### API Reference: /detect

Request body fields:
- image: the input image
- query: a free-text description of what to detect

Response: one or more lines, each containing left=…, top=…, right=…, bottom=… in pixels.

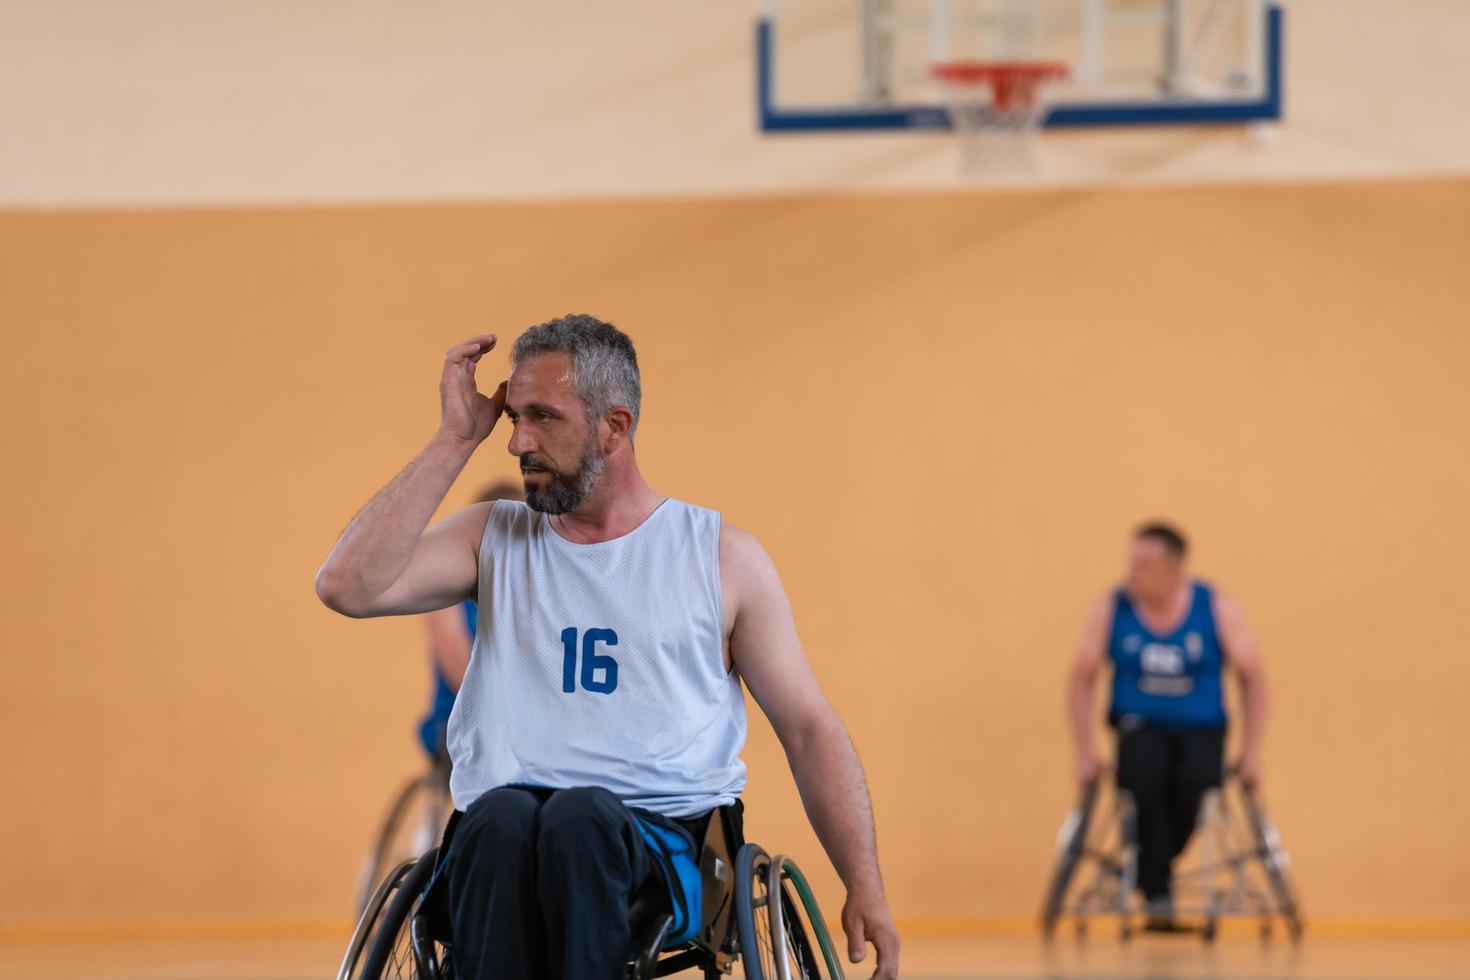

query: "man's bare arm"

left=1215, top=591, right=1268, bottom=788
left=723, top=525, right=899, bottom=980
left=315, top=335, right=506, bottom=619
left=1066, top=595, right=1110, bottom=785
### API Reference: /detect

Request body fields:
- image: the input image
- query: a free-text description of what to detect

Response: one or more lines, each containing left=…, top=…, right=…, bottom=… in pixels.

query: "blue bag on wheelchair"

left=632, top=812, right=703, bottom=948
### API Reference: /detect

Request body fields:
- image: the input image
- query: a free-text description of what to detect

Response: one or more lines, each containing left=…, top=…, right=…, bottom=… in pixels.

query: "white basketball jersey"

left=446, top=497, right=747, bottom=818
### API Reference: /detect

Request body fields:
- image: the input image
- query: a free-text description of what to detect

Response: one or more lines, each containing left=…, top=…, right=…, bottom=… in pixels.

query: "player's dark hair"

left=1134, top=521, right=1188, bottom=560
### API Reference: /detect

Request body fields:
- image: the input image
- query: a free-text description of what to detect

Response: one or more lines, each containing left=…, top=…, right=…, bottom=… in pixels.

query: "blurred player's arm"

left=1066, top=595, right=1111, bottom=785
left=315, top=335, right=506, bottom=618
left=425, top=604, right=473, bottom=691
left=722, top=524, right=899, bottom=980
left=1215, top=591, right=1268, bottom=788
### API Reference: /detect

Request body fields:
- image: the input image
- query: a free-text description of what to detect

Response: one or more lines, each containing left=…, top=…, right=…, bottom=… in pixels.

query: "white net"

left=931, top=60, right=1068, bottom=171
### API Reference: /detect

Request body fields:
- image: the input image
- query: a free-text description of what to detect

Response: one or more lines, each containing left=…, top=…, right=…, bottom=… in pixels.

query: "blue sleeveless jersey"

left=1108, top=580, right=1227, bottom=728
left=418, top=600, right=476, bottom=757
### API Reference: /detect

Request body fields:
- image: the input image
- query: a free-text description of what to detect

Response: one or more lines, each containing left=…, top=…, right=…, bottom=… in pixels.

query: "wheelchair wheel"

left=342, top=850, right=452, bottom=980
left=771, top=855, right=845, bottom=979
left=1242, top=790, right=1304, bottom=942
left=1116, top=792, right=1139, bottom=940
left=735, top=844, right=844, bottom=980
left=339, top=856, right=420, bottom=980
left=355, top=770, right=452, bottom=916
left=1040, top=778, right=1099, bottom=940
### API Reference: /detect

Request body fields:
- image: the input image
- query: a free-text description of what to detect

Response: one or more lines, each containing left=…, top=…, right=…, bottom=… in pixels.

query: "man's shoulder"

left=1085, top=589, right=1122, bottom=631
left=654, top=497, right=728, bottom=542
left=1203, top=581, right=1245, bottom=621
left=715, top=520, right=777, bottom=595
left=712, top=514, right=759, bottom=552
left=480, top=497, right=536, bottom=543
left=1191, top=577, right=1231, bottom=608
left=663, top=496, right=719, bottom=520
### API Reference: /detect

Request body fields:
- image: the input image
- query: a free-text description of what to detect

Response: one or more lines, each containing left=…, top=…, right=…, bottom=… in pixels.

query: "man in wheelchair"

left=317, top=316, right=900, bottom=979
left=1065, top=522, right=1269, bottom=931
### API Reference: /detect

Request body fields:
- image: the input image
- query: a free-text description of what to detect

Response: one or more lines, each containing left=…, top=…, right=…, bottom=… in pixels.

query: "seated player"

left=416, top=480, right=521, bottom=770
left=316, top=315, right=900, bottom=980
left=1065, top=522, right=1268, bottom=930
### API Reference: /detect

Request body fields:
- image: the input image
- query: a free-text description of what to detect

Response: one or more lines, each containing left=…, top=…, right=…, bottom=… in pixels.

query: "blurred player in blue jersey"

left=1066, top=522, right=1270, bottom=930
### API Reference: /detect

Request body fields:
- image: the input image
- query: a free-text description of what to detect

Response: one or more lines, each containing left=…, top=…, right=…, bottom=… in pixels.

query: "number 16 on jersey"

left=561, top=627, right=619, bottom=695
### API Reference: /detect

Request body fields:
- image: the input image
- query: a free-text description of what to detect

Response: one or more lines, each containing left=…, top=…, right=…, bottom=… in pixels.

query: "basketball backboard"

left=757, top=0, right=1282, bottom=131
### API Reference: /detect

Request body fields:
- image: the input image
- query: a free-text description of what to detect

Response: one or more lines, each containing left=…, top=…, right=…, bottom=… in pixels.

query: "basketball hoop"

left=930, top=60, right=1069, bottom=172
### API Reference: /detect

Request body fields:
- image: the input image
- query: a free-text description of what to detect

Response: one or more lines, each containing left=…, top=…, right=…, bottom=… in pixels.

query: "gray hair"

left=511, top=314, right=642, bottom=438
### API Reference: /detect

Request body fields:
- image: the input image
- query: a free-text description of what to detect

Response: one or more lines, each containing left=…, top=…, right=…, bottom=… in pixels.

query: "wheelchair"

left=1039, top=765, right=1303, bottom=943
left=352, top=753, right=454, bottom=916
left=337, top=802, right=847, bottom=980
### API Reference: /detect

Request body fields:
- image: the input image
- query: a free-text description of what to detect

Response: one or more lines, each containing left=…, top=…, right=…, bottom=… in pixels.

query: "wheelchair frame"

left=1040, top=767, right=1304, bottom=943
left=338, top=802, right=847, bottom=980
left=353, top=756, right=453, bottom=917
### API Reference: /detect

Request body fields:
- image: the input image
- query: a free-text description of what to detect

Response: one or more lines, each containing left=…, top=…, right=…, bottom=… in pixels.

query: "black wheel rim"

left=1041, top=779, right=1105, bottom=935
left=358, top=852, right=437, bottom=980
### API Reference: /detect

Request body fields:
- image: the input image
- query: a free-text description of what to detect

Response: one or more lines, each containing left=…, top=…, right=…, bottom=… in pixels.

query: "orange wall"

left=2, top=179, right=1468, bottom=930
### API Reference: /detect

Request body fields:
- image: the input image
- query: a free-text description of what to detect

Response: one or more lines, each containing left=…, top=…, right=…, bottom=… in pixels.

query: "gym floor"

left=5, top=931, right=1469, bottom=980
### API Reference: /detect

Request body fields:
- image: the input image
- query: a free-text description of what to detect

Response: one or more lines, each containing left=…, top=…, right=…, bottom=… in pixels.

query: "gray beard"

left=523, top=442, right=605, bottom=515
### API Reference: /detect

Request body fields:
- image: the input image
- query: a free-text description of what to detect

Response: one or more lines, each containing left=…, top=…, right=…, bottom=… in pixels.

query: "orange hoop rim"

left=929, top=59, right=1071, bottom=86
left=930, top=59, right=1070, bottom=112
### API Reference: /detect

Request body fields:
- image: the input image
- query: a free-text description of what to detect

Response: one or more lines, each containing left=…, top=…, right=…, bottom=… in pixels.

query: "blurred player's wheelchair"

left=1039, top=766, right=1303, bottom=943
left=338, top=802, right=847, bottom=980
left=353, top=753, right=454, bottom=917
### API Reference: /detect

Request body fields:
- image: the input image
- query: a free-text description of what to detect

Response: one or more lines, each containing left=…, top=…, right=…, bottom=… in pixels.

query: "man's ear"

left=603, top=405, right=635, bottom=452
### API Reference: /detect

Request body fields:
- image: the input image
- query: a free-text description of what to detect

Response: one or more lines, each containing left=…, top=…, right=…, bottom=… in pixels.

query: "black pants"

left=430, top=785, right=701, bottom=980
left=1113, top=720, right=1225, bottom=902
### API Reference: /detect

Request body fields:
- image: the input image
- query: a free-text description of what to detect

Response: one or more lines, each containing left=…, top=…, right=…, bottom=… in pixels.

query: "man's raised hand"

left=439, top=334, right=507, bottom=447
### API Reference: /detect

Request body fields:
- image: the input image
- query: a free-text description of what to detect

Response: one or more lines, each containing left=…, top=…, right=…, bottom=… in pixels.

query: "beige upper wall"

left=2, top=0, right=1469, bottom=206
